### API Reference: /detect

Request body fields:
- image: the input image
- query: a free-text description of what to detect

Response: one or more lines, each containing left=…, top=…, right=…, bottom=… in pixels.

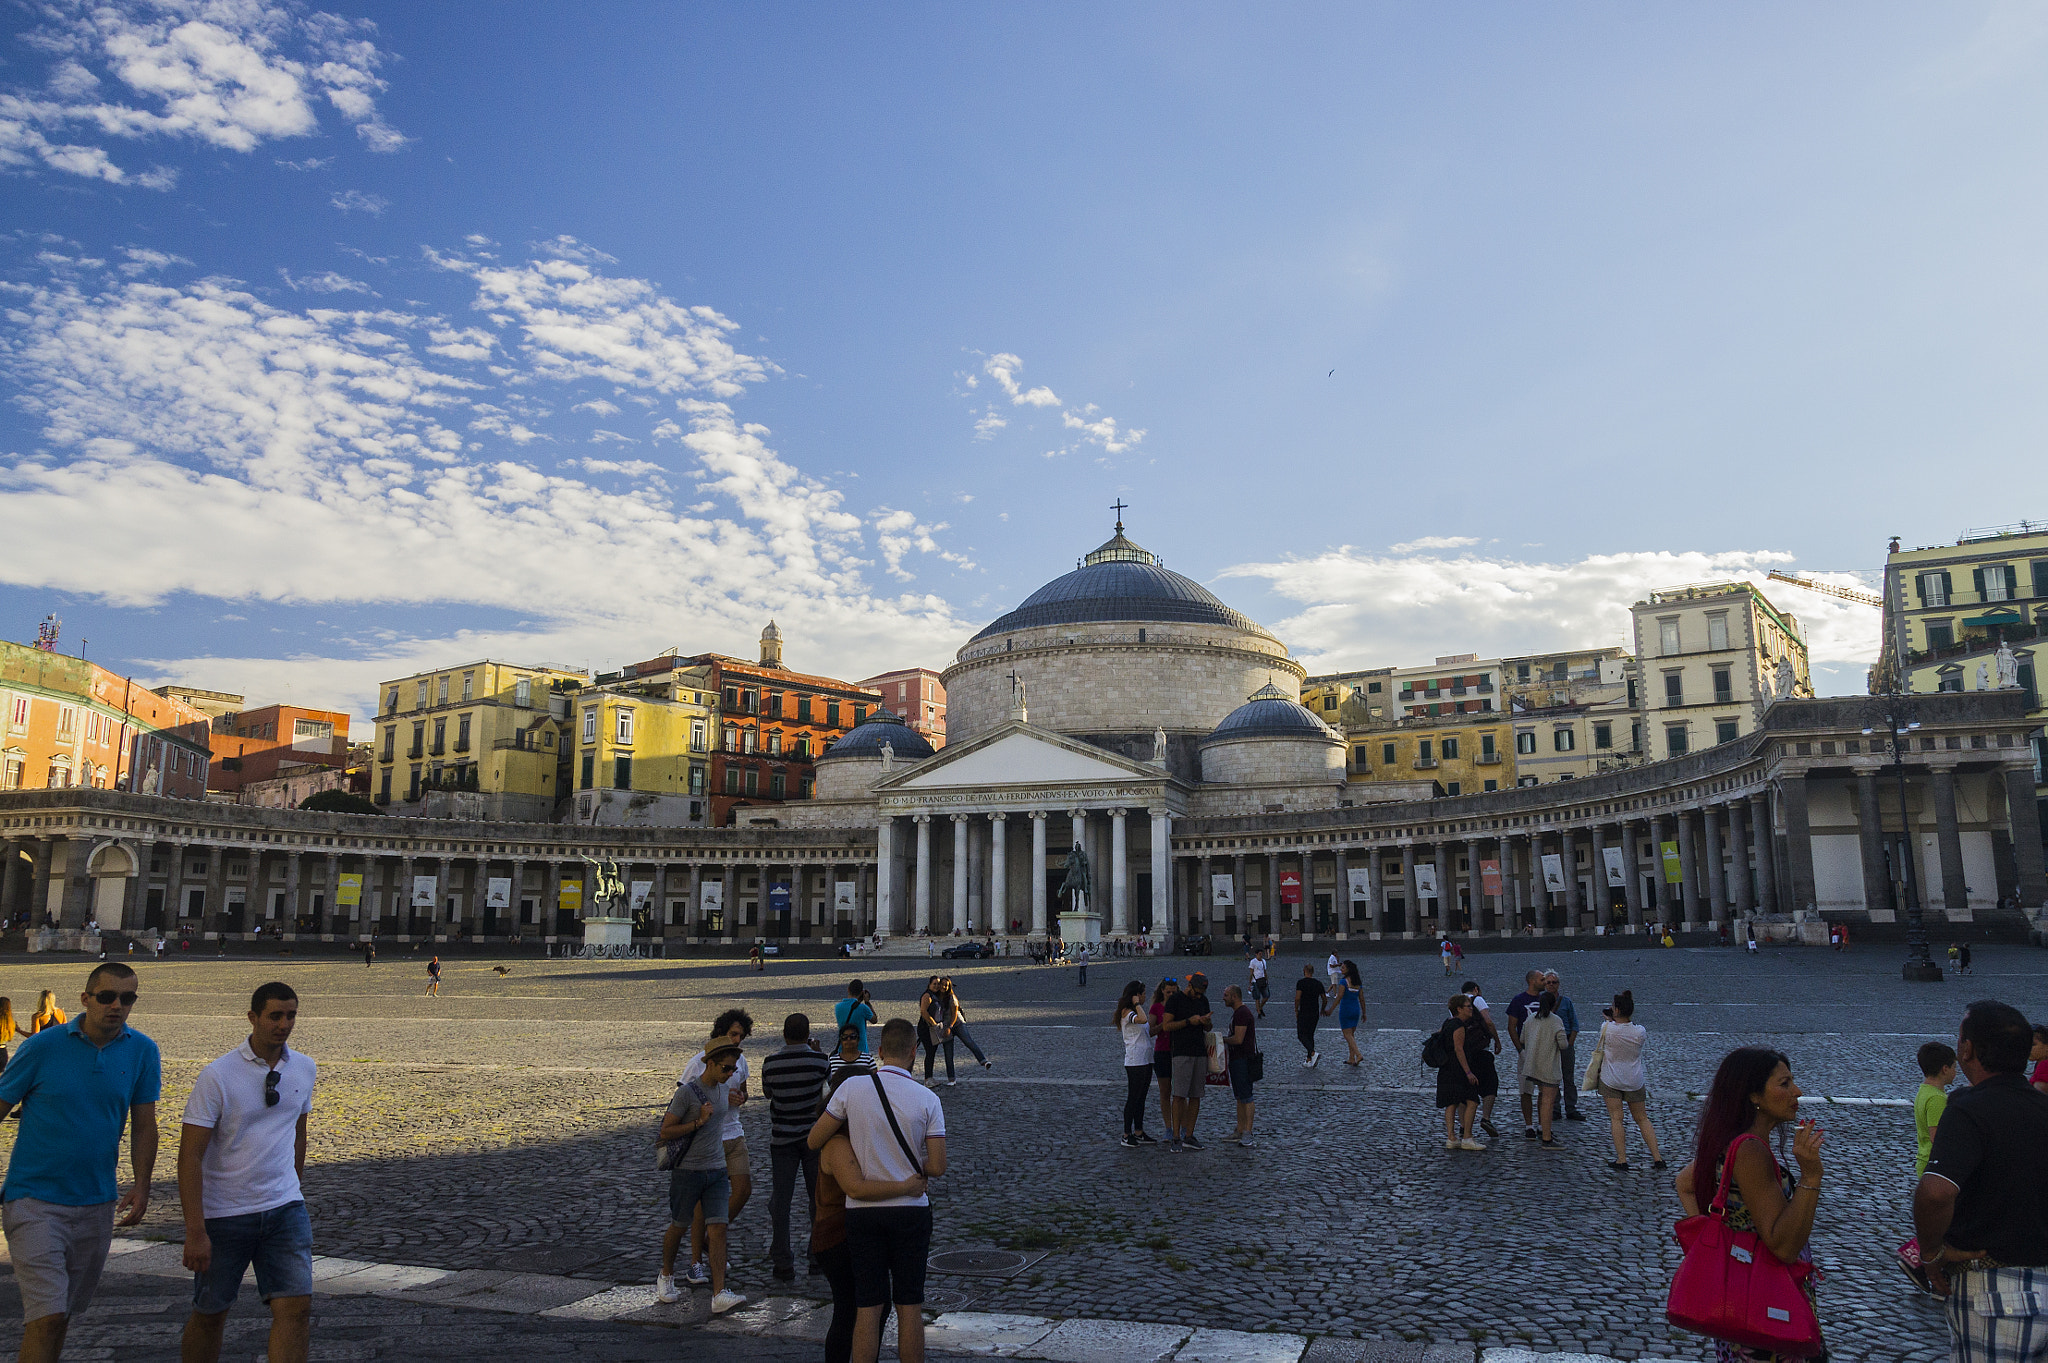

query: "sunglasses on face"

left=92, top=990, right=138, bottom=1006
left=264, top=1069, right=281, bottom=1108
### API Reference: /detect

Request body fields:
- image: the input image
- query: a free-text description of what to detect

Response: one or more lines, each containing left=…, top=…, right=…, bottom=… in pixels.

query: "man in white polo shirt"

left=807, top=1017, right=945, bottom=1363
left=178, top=982, right=317, bottom=1363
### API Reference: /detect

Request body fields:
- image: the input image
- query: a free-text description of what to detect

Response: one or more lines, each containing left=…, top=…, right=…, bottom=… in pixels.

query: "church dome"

left=1202, top=682, right=1335, bottom=744
left=821, top=709, right=935, bottom=762
left=970, top=525, right=1276, bottom=643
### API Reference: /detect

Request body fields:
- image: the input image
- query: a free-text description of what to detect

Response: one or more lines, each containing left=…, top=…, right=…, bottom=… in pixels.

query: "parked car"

left=941, top=941, right=991, bottom=959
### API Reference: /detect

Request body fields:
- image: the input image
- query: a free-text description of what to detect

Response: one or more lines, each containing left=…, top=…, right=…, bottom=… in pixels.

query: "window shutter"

left=2005, top=565, right=2019, bottom=596
left=2034, top=562, right=2048, bottom=597
left=1941, top=571, right=1953, bottom=598
left=1973, top=568, right=1986, bottom=597
left=1915, top=574, right=1928, bottom=604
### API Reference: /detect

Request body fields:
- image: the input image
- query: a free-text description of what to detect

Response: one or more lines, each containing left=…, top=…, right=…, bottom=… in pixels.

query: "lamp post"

left=1864, top=698, right=1943, bottom=982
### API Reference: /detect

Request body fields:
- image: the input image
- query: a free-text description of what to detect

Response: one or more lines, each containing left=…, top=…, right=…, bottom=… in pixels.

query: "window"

left=1666, top=725, right=1689, bottom=757
left=1712, top=668, right=1732, bottom=704
left=1517, top=776, right=1540, bottom=787
left=743, top=729, right=757, bottom=754
left=416, top=681, right=429, bottom=709
left=615, top=709, right=634, bottom=744
left=378, top=770, right=390, bottom=801
left=1658, top=619, right=1681, bottom=656
left=431, top=717, right=446, bottom=754
left=382, top=726, right=396, bottom=761
left=1631, top=721, right=1640, bottom=751
left=1441, top=737, right=1460, bottom=759
left=723, top=728, right=738, bottom=752
left=744, top=768, right=759, bottom=795
left=437, top=676, right=449, bottom=705
left=724, top=686, right=739, bottom=708
left=1445, top=781, right=1461, bottom=796
left=1515, top=731, right=1536, bottom=754
left=1418, top=740, right=1433, bottom=761
left=768, top=732, right=783, bottom=756
left=691, top=720, right=706, bottom=752
left=1322, top=696, right=1337, bottom=711
left=410, top=722, right=424, bottom=757
left=582, top=707, right=598, bottom=743
left=689, top=763, right=706, bottom=795
left=897, top=682, right=908, bottom=700
left=1593, top=722, right=1612, bottom=750
left=1480, top=733, right=1496, bottom=758
left=1354, top=746, right=1371, bottom=770
left=543, top=730, right=555, bottom=749
left=408, top=766, right=422, bottom=799
left=1925, top=622, right=1954, bottom=650
left=614, top=756, right=632, bottom=789
left=1483, top=779, right=1498, bottom=792
left=1707, top=613, right=1729, bottom=651
left=1664, top=673, right=1684, bottom=707
left=853, top=706, right=867, bottom=724
left=827, top=701, right=841, bottom=727
left=725, top=767, right=740, bottom=794
left=1381, top=743, right=1396, bottom=766
left=1976, top=565, right=2017, bottom=602
left=455, top=715, right=471, bottom=752
left=1917, top=571, right=1952, bottom=607
left=515, top=677, right=532, bottom=708
left=800, top=776, right=815, bottom=799
left=580, top=754, right=595, bottom=790
left=770, top=771, right=786, bottom=797
left=461, top=671, right=474, bottom=701
left=386, top=689, right=400, bottom=715
left=1367, top=681, right=1382, bottom=694
left=1553, top=727, right=1575, bottom=752
left=55, top=706, right=75, bottom=738
left=2034, top=561, right=2048, bottom=598
left=1716, top=719, right=1740, bottom=744
left=1516, top=662, right=1531, bottom=683
left=1551, top=661, right=1568, bottom=681
left=798, top=696, right=813, bottom=722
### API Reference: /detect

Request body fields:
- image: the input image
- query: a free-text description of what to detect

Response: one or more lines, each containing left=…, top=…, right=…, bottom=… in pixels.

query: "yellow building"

left=1881, top=522, right=2048, bottom=795
left=373, top=660, right=586, bottom=821
left=570, top=668, right=720, bottom=828
left=1502, top=647, right=1641, bottom=784
left=1631, top=581, right=1810, bottom=762
left=1350, top=714, right=1514, bottom=797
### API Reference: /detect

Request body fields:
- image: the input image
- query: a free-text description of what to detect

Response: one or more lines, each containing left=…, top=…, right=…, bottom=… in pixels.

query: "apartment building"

left=1, top=641, right=213, bottom=797
left=1503, top=647, right=1640, bottom=784
left=858, top=666, right=947, bottom=746
left=1304, top=663, right=1513, bottom=796
left=1631, top=581, right=1810, bottom=761
left=204, top=704, right=351, bottom=795
left=372, top=660, right=586, bottom=820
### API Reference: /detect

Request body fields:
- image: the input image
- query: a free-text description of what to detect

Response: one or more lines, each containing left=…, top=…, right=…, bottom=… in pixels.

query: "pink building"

left=857, top=667, right=947, bottom=747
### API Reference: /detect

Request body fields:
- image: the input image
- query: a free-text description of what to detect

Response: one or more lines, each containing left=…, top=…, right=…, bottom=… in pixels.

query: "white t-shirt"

left=680, top=1049, right=749, bottom=1141
left=1597, top=1021, right=1649, bottom=1091
left=1467, top=993, right=1490, bottom=1013
left=1248, top=957, right=1267, bottom=982
left=825, top=1064, right=945, bottom=1208
left=181, top=1040, right=316, bottom=1219
left=1119, top=1009, right=1153, bottom=1066
left=1325, top=954, right=1340, bottom=978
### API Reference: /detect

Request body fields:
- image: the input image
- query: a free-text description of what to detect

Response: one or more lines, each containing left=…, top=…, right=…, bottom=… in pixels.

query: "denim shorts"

left=191, top=1201, right=313, bottom=1314
left=668, top=1167, right=731, bottom=1228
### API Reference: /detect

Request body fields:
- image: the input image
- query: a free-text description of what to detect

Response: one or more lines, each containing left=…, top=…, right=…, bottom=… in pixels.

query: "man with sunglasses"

left=177, top=982, right=316, bottom=1363
left=0, top=962, right=160, bottom=1363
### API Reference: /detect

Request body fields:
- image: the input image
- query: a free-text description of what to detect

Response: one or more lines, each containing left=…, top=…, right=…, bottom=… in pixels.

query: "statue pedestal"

left=1057, top=911, right=1101, bottom=948
left=582, top=917, right=634, bottom=948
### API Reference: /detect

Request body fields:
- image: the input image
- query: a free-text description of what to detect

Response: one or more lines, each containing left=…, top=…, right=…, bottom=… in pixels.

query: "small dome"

left=821, top=708, right=935, bottom=761
left=761, top=620, right=782, bottom=640
left=1202, top=683, right=1335, bottom=744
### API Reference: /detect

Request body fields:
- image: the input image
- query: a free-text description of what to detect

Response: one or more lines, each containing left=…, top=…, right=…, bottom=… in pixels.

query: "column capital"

left=949, top=812, right=969, bottom=823
left=1069, top=806, right=1087, bottom=820
left=1029, top=809, right=1047, bottom=821
left=912, top=813, right=931, bottom=824
left=988, top=812, right=1007, bottom=823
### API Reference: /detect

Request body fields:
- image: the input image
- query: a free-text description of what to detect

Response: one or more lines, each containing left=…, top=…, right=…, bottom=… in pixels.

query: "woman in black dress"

left=1436, top=995, right=1485, bottom=1151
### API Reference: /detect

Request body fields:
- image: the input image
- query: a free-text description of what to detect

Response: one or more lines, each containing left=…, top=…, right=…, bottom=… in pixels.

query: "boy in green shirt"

left=1912, top=1040, right=1956, bottom=1176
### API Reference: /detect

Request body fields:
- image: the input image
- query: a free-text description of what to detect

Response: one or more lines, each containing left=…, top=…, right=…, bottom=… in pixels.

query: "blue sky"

left=4, top=2, right=2047, bottom=728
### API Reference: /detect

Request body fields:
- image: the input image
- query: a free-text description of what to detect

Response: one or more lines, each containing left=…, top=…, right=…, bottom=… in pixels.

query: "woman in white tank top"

left=1594, top=990, right=1664, bottom=1170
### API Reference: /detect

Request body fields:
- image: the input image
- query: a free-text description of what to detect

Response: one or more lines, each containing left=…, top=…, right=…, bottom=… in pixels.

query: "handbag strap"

left=868, top=1071, right=925, bottom=1177
left=1708, top=1132, right=1769, bottom=1219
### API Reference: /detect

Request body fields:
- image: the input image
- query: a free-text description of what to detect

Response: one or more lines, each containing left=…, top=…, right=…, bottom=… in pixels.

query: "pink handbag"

left=1666, top=1134, right=1824, bottom=1358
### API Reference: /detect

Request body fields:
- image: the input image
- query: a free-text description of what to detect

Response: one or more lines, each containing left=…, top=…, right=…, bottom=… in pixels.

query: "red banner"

left=1279, top=870, right=1303, bottom=904
left=1479, top=859, right=1502, bottom=897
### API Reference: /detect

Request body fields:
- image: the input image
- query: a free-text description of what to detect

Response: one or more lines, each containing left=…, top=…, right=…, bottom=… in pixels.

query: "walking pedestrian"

left=361, top=943, right=373, bottom=968
left=1435, top=994, right=1484, bottom=1151
left=1912, top=1042, right=1956, bottom=1178
left=1440, top=938, right=1455, bottom=975
left=1293, top=964, right=1328, bottom=1068
left=750, top=945, right=764, bottom=972
left=1077, top=943, right=1089, bottom=988
left=1592, top=991, right=1664, bottom=1170
left=425, top=955, right=441, bottom=998
left=655, top=1043, right=747, bottom=1315
left=1162, top=971, right=1214, bottom=1151
left=1958, top=942, right=1973, bottom=975
left=680, top=1009, right=754, bottom=1287
left=1506, top=969, right=1544, bottom=1136
left=834, top=980, right=876, bottom=1057
left=916, top=977, right=945, bottom=1084
left=1222, top=984, right=1259, bottom=1148
left=0, top=964, right=159, bottom=1363
left=1676, top=1047, right=1827, bottom=1363
left=1116, top=981, right=1157, bottom=1147
left=1913, top=999, right=2048, bottom=1355
left=761, top=1013, right=831, bottom=1282
left=1542, top=970, right=1586, bottom=1121
left=26, top=991, right=65, bottom=1035
left=1333, top=960, right=1364, bottom=1066
left=1519, top=992, right=1568, bottom=1148
left=829, top=1024, right=875, bottom=1082
left=1325, top=951, right=1341, bottom=992
left=1149, top=977, right=1179, bottom=1135
left=178, top=983, right=316, bottom=1363
left=1460, top=980, right=1503, bottom=1138
left=812, top=1066, right=929, bottom=1363
left=807, top=1018, right=946, bottom=1363
left=930, top=978, right=992, bottom=1079
left=1247, top=952, right=1269, bottom=1018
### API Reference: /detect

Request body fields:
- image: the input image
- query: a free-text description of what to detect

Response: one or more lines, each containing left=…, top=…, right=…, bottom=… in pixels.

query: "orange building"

left=203, top=703, right=351, bottom=795
left=1, top=641, right=212, bottom=797
left=858, top=667, right=947, bottom=747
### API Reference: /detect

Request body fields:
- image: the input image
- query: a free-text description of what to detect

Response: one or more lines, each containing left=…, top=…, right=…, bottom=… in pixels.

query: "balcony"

left=407, top=745, right=423, bottom=760
left=1476, top=752, right=1502, bottom=765
left=1476, top=680, right=1494, bottom=693
left=429, top=744, right=445, bottom=757
left=1412, top=757, right=1438, bottom=769
left=1664, top=695, right=1685, bottom=709
left=1712, top=690, right=1733, bottom=707
left=454, top=739, right=470, bottom=753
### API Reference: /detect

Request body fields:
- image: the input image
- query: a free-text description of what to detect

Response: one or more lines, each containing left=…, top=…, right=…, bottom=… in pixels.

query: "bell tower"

left=759, top=620, right=784, bottom=669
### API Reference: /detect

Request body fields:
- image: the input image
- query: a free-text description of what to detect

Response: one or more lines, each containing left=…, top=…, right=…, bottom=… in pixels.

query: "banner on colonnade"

left=1278, top=870, right=1303, bottom=904
left=486, top=878, right=512, bottom=909
left=700, top=881, right=723, bottom=913
left=559, top=880, right=582, bottom=914
left=630, top=880, right=653, bottom=914
left=336, top=874, right=362, bottom=907
left=1660, top=841, right=1682, bottom=884
left=411, top=876, right=436, bottom=909
left=1540, top=854, right=1566, bottom=893
left=834, top=881, right=857, bottom=912
left=1479, top=860, right=1501, bottom=897
left=1210, top=874, right=1234, bottom=906
left=1602, top=847, right=1627, bottom=888
left=1346, top=867, right=1372, bottom=901
left=1413, top=863, right=1437, bottom=898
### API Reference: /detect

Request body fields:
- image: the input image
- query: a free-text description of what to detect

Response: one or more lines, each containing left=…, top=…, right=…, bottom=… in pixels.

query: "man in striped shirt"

left=761, top=1013, right=832, bottom=1281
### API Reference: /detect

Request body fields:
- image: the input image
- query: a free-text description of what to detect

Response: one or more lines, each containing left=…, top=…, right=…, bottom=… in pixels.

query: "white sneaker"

left=1445, top=1138, right=1459, bottom=1149
left=1308, top=1052, right=1320, bottom=1068
left=1458, top=1138, right=1487, bottom=1152
left=655, top=1274, right=681, bottom=1303
left=710, top=1290, right=747, bottom=1315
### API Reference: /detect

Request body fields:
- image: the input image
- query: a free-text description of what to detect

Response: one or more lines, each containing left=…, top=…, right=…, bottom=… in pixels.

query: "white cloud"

left=278, top=266, right=371, bottom=294
left=983, top=353, right=1060, bottom=407
left=972, top=411, right=1007, bottom=440
left=119, top=247, right=191, bottom=276
left=329, top=188, right=386, bottom=215
left=0, top=240, right=968, bottom=718
left=1219, top=548, right=1879, bottom=686
left=275, top=155, right=330, bottom=171
left=587, top=429, right=637, bottom=445
left=1388, top=535, right=1480, bottom=553
left=1061, top=406, right=1144, bottom=454
left=0, top=2, right=406, bottom=186
left=871, top=508, right=975, bottom=579
left=573, top=398, right=622, bottom=417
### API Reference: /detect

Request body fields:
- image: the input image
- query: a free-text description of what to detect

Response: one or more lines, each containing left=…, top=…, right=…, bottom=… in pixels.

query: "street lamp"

left=1863, top=701, right=1943, bottom=982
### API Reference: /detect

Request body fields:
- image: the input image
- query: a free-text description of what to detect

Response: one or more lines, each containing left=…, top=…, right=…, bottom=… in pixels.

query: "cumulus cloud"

left=572, top=398, right=621, bottom=417
left=1388, top=535, right=1480, bottom=553
left=972, top=411, right=1006, bottom=440
left=0, top=239, right=967, bottom=717
left=983, top=353, right=1059, bottom=407
left=872, top=509, right=976, bottom=579
left=0, top=1, right=407, bottom=187
left=1219, top=548, right=1881, bottom=686
left=1061, top=405, right=1144, bottom=454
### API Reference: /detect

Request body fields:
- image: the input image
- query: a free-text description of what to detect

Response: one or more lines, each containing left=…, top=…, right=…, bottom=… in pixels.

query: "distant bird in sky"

left=1328, top=369, right=1335, bottom=377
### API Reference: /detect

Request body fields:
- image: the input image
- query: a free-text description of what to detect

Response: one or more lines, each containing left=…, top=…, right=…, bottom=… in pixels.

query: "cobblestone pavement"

left=0, top=941, right=2039, bottom=1362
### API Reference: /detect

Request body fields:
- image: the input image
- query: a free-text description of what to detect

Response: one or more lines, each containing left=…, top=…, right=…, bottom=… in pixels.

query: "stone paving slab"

left=539, top=1283, right=662, bottom=1320
left=924, top=1311, right=1059, bottom=1355
left=1175, top=1327, right=1308, bottom=1363
left=1032, top=1318, right=1193, bottom=1363
left=699, top=1293, right=829, bottom=1333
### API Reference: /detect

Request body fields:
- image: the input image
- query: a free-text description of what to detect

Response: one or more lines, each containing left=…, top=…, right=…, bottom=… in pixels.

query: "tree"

left=298, top=789, right=380, bottom=815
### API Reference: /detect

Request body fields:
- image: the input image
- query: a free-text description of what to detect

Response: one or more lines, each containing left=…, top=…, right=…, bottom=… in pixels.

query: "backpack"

left=1421, top=1029, right=1449, bottom=1070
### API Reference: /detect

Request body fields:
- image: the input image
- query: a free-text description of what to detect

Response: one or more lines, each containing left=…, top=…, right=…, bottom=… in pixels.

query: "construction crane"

left=1767, top=570, right=1883, bottom=608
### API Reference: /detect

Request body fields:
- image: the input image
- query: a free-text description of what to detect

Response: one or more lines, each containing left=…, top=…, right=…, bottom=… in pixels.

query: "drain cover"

left=921, top=1287, right=978, bottom=1310
left=927, top=1248, right=1045, bottom=1279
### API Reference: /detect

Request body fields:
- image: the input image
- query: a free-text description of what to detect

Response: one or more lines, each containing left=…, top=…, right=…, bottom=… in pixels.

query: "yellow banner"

left=336, top=873, right=362, bottom=907
left=1660, top=841, right=1683, bottom=884
left=559, top=881, right=582, bottom=911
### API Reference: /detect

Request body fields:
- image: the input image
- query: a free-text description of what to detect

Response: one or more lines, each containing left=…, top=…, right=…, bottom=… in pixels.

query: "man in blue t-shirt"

left=833, top=980, right=876, bottom=1055
left=0, top=962, right=162, bottom=1361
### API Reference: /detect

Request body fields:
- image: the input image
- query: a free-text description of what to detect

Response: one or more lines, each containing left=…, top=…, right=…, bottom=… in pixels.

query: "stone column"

left=1029, top=812, right=1048, bottom=936
left=1726, top=802, right=1754, bottom=917
left=543, top=861, right=560, bottom=935
left=1559, top=831, right=1583, bottom=929
left=283, top=852, right=301, bottom=927
left=1750, top=792, right=1779, bottom=914
left=951, top=813, right=969, bottom=934
left=1399, top=843, right=1416, bottom=936
left=0, top=839, right=19, bottom=924
left=1334, top=848, right=1351, bottom=938
left=1780, top=777, right=1817, bottom=915
left=471, top=857, right=490, bottom=935
left=59, top=839, right=93, bottom=928
left=1264, top=851, right=1281, bottom=934
left=1620, top=823, right=1644, bottom=929
left=1589, top=828, right=1613, bottom=930
left=398, top=855, right=414, bottom=934
left=1929, top=767, right=1968, bottom=914
left=1434, top=843, right=1454, bottom=932
left=1702, top=805, right=1728, bottom=926
left=1111, top=808, right=1130, bottom=936
left=875, top=820, right=895, bottom=937
left=28, top=838, right=54, bottom=927
left=1526, top=835, right=1546, bottom=929
left=989, top=814, right=1008, bottom=935
left=1505, top=837, right=1523, bottom=929
left=1647, top=818, right=1671, bottom=925
left=1230, top=853, right=1246, bottom=935
left=322, top=854, right=342, bottom=932
left=431, top=856, right=449, bottom=932
left=1675, top=812, right=1702, bottom=927
left=1853, top=773, right=1891, bottom=914
left=1197, top=854, right=1213, bottom=936
left=2005, top=766, right=2048, bottom=908
left=914, top=815, right=933, bottom=933
left=1150, top=809, right=1171, bottom=938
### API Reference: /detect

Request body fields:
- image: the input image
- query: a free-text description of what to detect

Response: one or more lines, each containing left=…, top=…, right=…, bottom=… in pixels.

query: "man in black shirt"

left=1161, top=972, right=1213, bottom=1152
left=1913, top=999, right=2048, bottom=1356
left=760, top=1013, right=832, bottom=1282
left=1292, top=964, right=1328, bottom=1068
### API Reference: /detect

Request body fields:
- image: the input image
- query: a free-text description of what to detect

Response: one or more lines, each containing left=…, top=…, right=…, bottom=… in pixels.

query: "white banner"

left=1413, top=863, right=1438, bottom=898
left=486, top=877, right=512, bottom=909
left=1601, top=847, right=1627, bottom=888
left=1541, top=854, right=1567, bottom=893
left=1210, top=873, right=1235, bottom=906
left=1346, top=867, right=1372, bottom=900
left=833, top=881, right=857, bottom=911
left=700, top=881, right=724, bottom=912
left=412, top=876, right=437, bottom=909
left=630, top=880, right=654, bottom=913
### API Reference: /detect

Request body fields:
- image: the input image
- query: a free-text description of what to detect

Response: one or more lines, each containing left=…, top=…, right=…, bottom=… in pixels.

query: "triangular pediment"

left=879, top=722, right=1166, bottom=791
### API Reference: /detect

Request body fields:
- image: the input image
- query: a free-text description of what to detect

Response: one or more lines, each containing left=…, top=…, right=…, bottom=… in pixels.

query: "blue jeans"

left=190, top=1201, right=312, bottom=1314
